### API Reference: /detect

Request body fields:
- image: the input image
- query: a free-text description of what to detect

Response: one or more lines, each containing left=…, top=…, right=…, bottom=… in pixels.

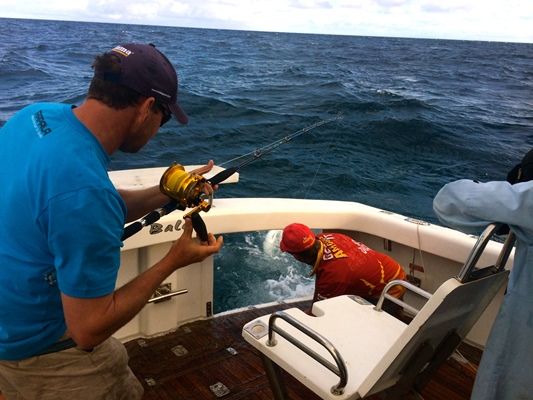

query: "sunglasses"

left=156, top=103, right=172, bottom=126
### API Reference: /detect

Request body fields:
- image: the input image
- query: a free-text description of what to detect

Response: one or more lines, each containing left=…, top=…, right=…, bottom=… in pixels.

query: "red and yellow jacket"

left=311, top=233, right=406, bottom=302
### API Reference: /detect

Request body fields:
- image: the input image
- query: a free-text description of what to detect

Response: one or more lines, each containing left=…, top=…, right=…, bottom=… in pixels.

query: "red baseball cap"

left=280, top=223, right=316, bottom=253
left=96, top=43, right=188, bottom=124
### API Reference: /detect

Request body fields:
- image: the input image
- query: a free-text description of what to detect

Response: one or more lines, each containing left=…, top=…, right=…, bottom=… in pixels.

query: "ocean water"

left=1, top=18, right=532, bottom=312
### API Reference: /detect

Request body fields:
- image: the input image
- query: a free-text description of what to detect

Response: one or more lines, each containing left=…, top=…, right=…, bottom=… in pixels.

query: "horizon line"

left=2, top=15, right=532, bottom=45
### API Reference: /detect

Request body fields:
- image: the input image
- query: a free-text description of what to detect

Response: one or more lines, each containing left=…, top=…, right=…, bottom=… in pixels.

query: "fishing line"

left=416, top=224, right=427, bottom=274
left=302, top=141, right=337, bottom=199
left=303, top=159, right=324, bottom=199
left=203, top=113, right=343, bottom=188
left=214, top=114, right=342, bottom=199
left=216, top=113, right=343, bottom=172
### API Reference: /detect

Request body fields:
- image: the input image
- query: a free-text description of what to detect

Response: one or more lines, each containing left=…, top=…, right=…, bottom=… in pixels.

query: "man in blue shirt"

left=0, top=43, right=223, bottom=399
left=433, top=149, right=533, bottom=400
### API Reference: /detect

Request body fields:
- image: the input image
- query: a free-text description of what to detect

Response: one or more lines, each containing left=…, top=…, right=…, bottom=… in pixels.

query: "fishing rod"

left=122, top=113, right=343, bottom=241
left=210, top=113, right=343, bottom=185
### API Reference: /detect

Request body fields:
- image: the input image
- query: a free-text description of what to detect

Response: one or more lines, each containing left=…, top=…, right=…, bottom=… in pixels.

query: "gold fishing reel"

left=159, top=163, right=213, bottom=213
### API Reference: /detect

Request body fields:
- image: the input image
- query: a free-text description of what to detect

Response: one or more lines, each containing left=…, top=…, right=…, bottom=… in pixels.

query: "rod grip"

left=208, top=166, right=238, bottom=185
left=122, top=222, right=143, bottom=241
left=122, top=200, right=183, bottom=241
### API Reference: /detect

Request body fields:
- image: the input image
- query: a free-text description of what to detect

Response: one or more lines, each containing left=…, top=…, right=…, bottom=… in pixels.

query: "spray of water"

left=213, top=230, right=314, bottom=313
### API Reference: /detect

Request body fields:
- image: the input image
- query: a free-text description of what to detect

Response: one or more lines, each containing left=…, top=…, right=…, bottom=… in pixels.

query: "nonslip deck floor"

left=125, top=300, right=481, bottom=400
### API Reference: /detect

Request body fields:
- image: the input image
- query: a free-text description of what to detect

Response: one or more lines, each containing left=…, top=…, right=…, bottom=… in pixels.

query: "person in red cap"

left=0, top=44, right=223, bottom=399
left=280, top=223, right=406, bottom=313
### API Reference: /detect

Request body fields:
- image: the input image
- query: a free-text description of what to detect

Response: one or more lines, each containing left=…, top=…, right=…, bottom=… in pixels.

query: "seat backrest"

left=359, top=223, right=514, bottom=396
left=359, top=269, right=509, bottom=396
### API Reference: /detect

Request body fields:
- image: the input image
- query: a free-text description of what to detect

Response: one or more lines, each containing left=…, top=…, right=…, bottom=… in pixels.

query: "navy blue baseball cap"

left=99, top=43, right=188, bottom=124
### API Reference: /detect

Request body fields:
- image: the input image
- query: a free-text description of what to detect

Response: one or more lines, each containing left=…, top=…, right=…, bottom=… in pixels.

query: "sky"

left=1, top=0, right=532, bottom=43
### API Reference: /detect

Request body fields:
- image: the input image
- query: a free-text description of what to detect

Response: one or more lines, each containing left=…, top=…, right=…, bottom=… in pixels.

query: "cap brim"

left=169, top=102, right=189, bottom=125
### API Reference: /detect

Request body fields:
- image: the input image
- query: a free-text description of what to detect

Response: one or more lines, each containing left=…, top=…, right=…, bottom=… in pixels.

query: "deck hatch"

left=209, top=382, right=230, bottom=397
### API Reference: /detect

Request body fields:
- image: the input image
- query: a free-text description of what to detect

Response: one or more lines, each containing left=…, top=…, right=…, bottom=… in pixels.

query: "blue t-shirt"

left=0, top=103, right=126, bottom=360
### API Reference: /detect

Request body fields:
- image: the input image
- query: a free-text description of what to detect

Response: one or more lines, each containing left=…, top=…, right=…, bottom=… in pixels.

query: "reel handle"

left=190, top=212, right=208, bottom=242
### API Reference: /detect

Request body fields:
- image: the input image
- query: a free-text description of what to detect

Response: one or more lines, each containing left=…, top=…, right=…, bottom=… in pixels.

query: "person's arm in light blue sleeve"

left=433, top=179, right=533, bottom=242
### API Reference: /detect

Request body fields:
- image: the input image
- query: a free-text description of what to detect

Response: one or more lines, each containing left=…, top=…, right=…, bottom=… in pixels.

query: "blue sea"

left=1, top=18, right=532, bottom=313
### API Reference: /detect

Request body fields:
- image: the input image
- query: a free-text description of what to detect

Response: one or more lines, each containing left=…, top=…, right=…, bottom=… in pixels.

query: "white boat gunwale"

left=109, top=167, right=512, bottom=350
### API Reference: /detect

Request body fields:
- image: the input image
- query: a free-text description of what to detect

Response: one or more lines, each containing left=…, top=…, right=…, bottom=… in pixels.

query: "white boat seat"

left=242, top=224, right=514, bottom=399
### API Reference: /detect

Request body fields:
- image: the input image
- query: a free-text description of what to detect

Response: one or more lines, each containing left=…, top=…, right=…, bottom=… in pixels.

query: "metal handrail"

left=147, top=288, right=188, bottom=303
left=457, top=223, right=515, bottom=283
left=374, top=280, right=432, bottom=315
left=268, top=311, right=348, bottom=395
left=495, top=232, right=516, bottom=272
left=375, top=224, right=515, bottom=313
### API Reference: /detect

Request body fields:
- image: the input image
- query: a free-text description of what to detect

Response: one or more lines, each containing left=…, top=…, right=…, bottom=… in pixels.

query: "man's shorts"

left=0, top=336, right=143, bottom=400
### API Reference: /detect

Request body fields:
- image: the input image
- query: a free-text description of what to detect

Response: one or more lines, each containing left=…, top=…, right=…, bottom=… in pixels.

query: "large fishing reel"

left=159, top=163, right=213, bottom=242
left=159, top=163, right=213, bottom=213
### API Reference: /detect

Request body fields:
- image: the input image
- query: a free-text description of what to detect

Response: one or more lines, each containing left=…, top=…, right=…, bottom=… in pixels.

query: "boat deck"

left=125, top=300, right=481, bottom=400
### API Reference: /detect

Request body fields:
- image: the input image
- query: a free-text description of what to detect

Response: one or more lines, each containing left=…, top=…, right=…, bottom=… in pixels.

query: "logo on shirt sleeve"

left=320, top=235, right=348, bottom=260
left=32, top=110, right=52, bottom=137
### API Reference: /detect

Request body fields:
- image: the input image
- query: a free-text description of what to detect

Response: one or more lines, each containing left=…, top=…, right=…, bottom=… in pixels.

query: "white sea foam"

left=265, top=265, right=314, bottom=301
left=262, top=230, right=314, bottom=300
left=263, top=229, right=283, bottom=257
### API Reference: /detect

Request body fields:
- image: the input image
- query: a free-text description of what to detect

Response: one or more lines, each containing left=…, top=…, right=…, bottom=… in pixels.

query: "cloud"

left=374, top=0, right=409, bottom=7
left=0, top=0, right=532, bottom=42
left=288, top=0, right=334, bottom=9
